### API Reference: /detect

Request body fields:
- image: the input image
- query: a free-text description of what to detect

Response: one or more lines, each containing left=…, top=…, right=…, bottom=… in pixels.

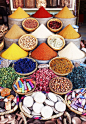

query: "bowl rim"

left=47, top=34, right=65, bottom=50
left=47, top=18, right=63, bottom=32
left=22, top=17, right=39, bottom=32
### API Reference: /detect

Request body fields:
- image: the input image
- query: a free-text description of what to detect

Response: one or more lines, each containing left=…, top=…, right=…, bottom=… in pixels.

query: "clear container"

left=13, top=0, right=24, bottom=8
left=25, top=0, right=35, bottom=8
left=36, top=0, right=47, bottom=8
left=47, top=0, right=58, bottom=8
left=59, top=0, right=72, bottom=8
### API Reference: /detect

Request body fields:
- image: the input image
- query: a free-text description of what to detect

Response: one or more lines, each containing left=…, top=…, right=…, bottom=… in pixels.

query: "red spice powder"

left=31, top=43, right=57, bottom=60
left=32, top=6, right=52, bottom=18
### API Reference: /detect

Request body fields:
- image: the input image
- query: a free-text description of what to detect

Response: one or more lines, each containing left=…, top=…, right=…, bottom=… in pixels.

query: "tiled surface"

left=78, top=23, right=86, bottom=41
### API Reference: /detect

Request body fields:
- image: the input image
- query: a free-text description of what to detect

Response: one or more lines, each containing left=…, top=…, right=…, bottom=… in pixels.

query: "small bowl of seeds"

left=49, top=77, right=73, bottom=95
left=18, top=34, right=38, bottom=51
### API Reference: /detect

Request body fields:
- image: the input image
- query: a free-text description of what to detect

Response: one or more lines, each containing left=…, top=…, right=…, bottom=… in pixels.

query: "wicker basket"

left=12, top=57, right=38, bottom=76
left=0, top=39, right=4, bottom=51
left=47, top=34, right=65, bottom=51
left=49, top=57, right=74, bottom=76
left=0, top=93, right=19, bottom=116
left=22, top=18, right=39, bottom=32
left=12, top=77, right=36, bottom=95
left=49, top=77, right=73, bottom=95
left=65, top=88, right=86, bottom=115
left=47, top=18, right=63, bottom=33
left=18, top=34, right=38, bottom=51
left=19, top=92, right=66, bottom=120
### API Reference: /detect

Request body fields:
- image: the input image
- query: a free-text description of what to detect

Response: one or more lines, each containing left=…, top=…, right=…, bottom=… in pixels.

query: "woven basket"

left=49, top=77, right=73, bottom=95
left=0, top=93, right=19, bottom=116
left=20, top=112, right=27, bottom=124
left=18, top=34, right=38, bottom=51
left=12, top=77, right=36, bottom=95
left=49, top=57, right=74, bottom=76
left=0, top=39, right=4, bottom=52
left=47, top=18, right=63, bottom=33
left=19, top=92, right=65, bottom=120
left=22, top=17, right=39, bottom=32
left=12, top=57, right=38, bottom=76
left=47, top=34, right=65, bottom=51
left=65, top=88, right=86, bottom=115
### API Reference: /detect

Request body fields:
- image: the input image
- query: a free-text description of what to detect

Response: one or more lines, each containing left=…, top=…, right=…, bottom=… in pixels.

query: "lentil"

left=66, top=66, right=86, bottom=89
left=50, top=57, right=73, bottom=74
left=0, top=67, right=23, bottom=89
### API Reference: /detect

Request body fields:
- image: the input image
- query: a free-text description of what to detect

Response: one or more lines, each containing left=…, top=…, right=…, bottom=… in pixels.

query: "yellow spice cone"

left=9, top=7, right=30, bottom=19
left=1, top=43, right=28, bottom=60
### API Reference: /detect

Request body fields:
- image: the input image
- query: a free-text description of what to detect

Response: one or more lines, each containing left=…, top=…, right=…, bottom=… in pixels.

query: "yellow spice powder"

left=5, top=24, right=26, bottom=39
left=55, top=6, right=75, bottom=18
left=9, top=7, right=30, bottom=19
left=58, top=24, right=80, bottom=39
left=1, top=43, right=28, bottom=60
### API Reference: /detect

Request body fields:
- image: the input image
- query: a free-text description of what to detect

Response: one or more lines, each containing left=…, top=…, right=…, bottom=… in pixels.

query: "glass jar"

left=25, top=0, right=35, bottom=8
left=47, top=0, right=58, bottom=8
left=36, top=0, right=47, bottom=8
left=13, top=0, right=24, bottom=8
left=60, top=0, right=72, bottom=8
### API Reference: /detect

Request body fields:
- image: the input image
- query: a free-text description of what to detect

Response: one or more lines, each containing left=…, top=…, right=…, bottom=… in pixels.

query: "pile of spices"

left=32, top=6, right=52, bottom=18
left=50, top=57, right=73, bottom=75
left=55, top=6, right=75, bottom=18
left=14, top=58, right=37, bottom=74
left=58, top=24, right=80, bottom=39
left=49, top=77, right=72, bottom=93
left=48, top=20, right=61, bottom=29
left=23, top=19, right=38, bottom=29
left=13, top=77, right=35, bottom=93
left=1, top=43, right=28, bottom=60
left=31, top=43, right=57, bottom=60
left=66, top=66, right=86, bottom=89
left=0, top=87, right=17, bottom=111
left=30, top=68, right=57, bottom=91
left=0, top=67, right=23, bottom=89
left=66, top=88, right=86, bottom=114
left=31, top=24, right=53, bottom=38
left=9, top=7, right=30, bottom=19
left=5, top=24, right=26, bottom=39
left=58, top=42, right=85, bottom=60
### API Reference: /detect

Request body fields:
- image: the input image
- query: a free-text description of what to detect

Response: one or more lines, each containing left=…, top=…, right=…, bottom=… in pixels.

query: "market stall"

left=0, top=2, right=86, bottom=124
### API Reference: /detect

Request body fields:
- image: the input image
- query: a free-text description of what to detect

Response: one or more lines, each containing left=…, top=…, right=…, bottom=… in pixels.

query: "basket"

left=19, top=92, right=66, bottom=120
left=65, top=88, right=86, bottom=115
left=18, top=34, right=38, bottom=51
left=47, top=34, right=65, bottom=51
left=0, top=93, right=19, bottom=116
left=49, top=57, right=74, bottom=76
left=49, top=77, right=73, bottom=95
left=0, top=39, right=4, bottom=52
left=47, top=18, right=63, bottom=33
left=12, top=77, right=36, bottom=95
left=12, top=57, right=38, bottom=76
left=22, top=18, right=39, bottom=32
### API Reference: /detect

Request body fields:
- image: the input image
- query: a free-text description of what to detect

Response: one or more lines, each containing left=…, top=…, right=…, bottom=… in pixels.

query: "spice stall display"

left=58, top=24, right=81, bottom=48
left=32, top=6, right=53, bottom=25
left=0, top=43, right=28, bottom=60
left=8, top=7, right=30, bottom=28
left=4, top=24, right=26, bottom=48
left=55, top=6, right=76, bottom=27
left=19, top=91, right=66, bottom=120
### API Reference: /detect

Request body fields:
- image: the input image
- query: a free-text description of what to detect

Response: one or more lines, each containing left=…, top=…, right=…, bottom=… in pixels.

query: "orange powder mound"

left=55, top=6, right=75, bottom=18
left=58, top=24, right=80, bottom=39
left=9, top=7, right=30, bottom=19
left=31, top=43, right=57, bottom=60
